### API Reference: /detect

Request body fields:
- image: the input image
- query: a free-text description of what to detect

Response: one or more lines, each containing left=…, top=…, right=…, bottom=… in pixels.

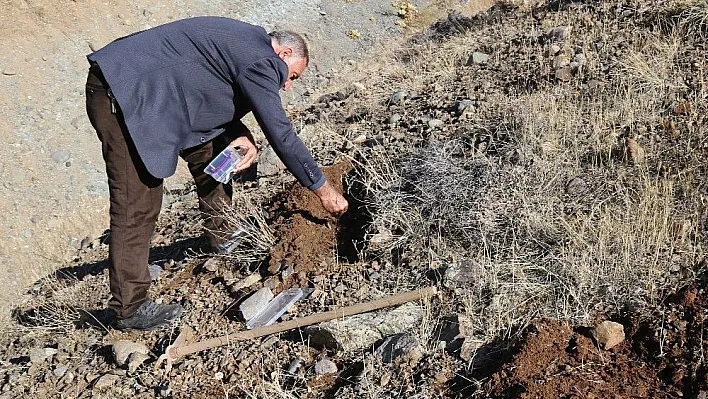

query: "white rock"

left=314, top=359, right=338, bottom=375
left=93, top=373, right=120, bottom=391
left=592, top=320, right=625, bottom=350
left=112, top=340, right=149, bottom=367
left=239, top=287, right=274, bottom=321
left=53, top=365, right=68, bottom=378
left=127, top=352, right=150, bottom=373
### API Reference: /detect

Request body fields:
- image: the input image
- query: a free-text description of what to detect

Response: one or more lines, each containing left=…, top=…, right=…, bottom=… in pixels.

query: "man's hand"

left=230, top=136, right=258, bottom=173
left=313, top=180, right=349, bottom=217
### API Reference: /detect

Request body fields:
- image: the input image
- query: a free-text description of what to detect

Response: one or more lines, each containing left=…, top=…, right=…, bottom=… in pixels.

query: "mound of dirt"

left=482, top=278, right=708, bottom=398
left=268, top=161, right=353, bottom=278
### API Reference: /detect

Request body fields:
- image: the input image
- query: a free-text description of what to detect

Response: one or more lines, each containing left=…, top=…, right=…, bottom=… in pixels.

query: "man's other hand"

left=313, top=180, right=349, bottom=217
left=230, top=136, right=258, bottom=173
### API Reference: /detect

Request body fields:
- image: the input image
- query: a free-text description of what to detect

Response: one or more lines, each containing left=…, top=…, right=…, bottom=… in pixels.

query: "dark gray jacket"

left=87, top=17, right=325, bottom=189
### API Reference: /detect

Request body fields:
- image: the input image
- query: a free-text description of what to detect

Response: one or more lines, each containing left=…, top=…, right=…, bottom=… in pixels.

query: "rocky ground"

left=0, top=0, right=441, bottom=317
left=1, top=0, right=707, bottom=398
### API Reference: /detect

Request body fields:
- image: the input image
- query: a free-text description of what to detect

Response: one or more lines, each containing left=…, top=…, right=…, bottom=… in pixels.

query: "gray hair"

left=269, top=30, right=309, bottom=65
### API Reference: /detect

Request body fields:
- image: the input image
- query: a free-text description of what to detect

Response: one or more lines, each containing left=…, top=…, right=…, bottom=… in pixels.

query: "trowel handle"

left=171, top=286, right=438, bottom=359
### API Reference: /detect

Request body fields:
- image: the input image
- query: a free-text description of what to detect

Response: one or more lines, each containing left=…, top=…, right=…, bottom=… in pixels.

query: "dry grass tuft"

left=212, top=190, right=276, bottom=267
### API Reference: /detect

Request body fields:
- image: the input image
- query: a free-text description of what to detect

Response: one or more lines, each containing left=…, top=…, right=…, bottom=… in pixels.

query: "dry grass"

left=328, top=0, right=707, bottom=369
left=212, top=190, right=276, bottom=267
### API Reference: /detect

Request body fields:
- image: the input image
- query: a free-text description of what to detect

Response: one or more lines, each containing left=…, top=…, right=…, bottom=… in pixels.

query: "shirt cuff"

left=308, top=176, right=326, bottom=191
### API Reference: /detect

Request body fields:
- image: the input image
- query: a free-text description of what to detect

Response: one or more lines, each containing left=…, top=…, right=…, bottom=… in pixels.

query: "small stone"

left=50, top=149, right=71, bottom=164
left=466, top=51, right=490, bottom=65
left=592, top=320, right=625, bottom=350
left=555, top=67, right=573, bottom=81
left=553, top=54, right=570, bottom=68
left=376, top=333, right=423, bottom=365
left=565, top=177, right=587, bottom=195
left=547, top=25, right=572, bottom=42
left=444, top=260, right=485, bottom=291
left=389, top=113, right=402, bottom=124
left=380, top=371, right=391, bottom=386
left=112, top=340, right=149, bottom=367
left=587, top=79, right=602, bottom=90
left=93, top=373, right=120, bottom=391
left=281, top=265, right=294, bottom=279
left=624, top=138, right=645, bottom=164
left=333, top=284, right=346, bottom=293
left=455, top=99, right=474, bottom=116
left=88, top=41, right=100, bottom=52
left=390, top=90, right=408, bottom=104
left=203, top=258, right=219, bottom=272
left=29, top=348, right=57, bottom=363
left=230, top=273, right=261, bottom=291
left=148, top=264, right=163, bottom=281
left=286, top=358, right=305, bottom=375
left=549, top=44, right=561, bottom=55
left=314, top=359, right=338, bottom=375
left=239, top=287, right=274, bottom=321
left=156, top=385, right=172, bottom=397
left=428, top=119, right=444, bottom=129
left=127, top=352, right=150, bottom=373
left=53, top=365, right=68, bottom=378
left=352, top=134, right=367, bottom=144
left=2, top=68, right=17, bottom=76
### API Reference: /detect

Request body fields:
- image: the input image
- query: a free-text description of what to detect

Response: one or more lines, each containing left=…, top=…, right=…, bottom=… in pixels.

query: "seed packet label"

left=204, top=147, right=243, bottom=184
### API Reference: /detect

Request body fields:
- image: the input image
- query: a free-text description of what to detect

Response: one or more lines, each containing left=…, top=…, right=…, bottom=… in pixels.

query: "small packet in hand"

left=204, top=146, right=243, bottom=184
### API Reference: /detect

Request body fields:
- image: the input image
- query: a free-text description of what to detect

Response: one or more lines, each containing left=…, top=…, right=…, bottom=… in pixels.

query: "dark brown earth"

left=480, top=274, right=708, bottom=398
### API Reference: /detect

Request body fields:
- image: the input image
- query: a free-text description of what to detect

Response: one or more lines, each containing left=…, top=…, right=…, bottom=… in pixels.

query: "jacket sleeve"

left=236, top=58, right=326, bottom=190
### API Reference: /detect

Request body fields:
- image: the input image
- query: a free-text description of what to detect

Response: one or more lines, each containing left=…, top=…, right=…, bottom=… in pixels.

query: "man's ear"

left=278, top=47, right=293, bottom=59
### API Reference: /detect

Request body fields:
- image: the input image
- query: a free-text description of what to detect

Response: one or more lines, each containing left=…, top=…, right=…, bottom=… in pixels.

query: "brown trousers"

left=85, top=65, right=242, bottom=318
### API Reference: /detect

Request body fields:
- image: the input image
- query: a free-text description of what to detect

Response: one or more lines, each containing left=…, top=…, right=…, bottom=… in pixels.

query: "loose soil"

left=268, top=161, right=354, bottom=279
left=479, top=276, right=707, bottom=398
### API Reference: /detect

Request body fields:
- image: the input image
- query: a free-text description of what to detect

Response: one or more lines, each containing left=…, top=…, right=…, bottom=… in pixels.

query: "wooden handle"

left=172, top=286, right=437, bottom=358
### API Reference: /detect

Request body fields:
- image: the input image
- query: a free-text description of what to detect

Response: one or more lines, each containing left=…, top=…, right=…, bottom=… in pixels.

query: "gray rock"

left=156, top=385, right=172, bottom=397
left=547, top=26, right=572, bottom=42
left=258, top=145, right=286, bottom=177
left=444, top=259, right=485, bottom=291
left=286, top=358, right=305, bottom=375
left=389, top=113, right=402, bottom=124
left=93, top=373, right=120, bottom=391
left=53, top=365, right=68, bottom=378
left=390, top=90, right=408, bottom=104
left=127, top=352, right=150, bottom=374
left=455, top=99, right=474, bottom=116
left=467, top=51, right=490, bottom=65
left=112, top=340, right=149, bottom=367
left=555, top=67, right=573, bottom=81
left=565, top=177, right=587, bottom=195
left=203, top=258, right=220, bottom=272
left=50, top=149, right=71, bottom=164
left=305, top=303, right=423, bottom=352
left=29, top=347, right=57, bottom=363
left=375, top=333, right=423, bottom=365
left=549, top=44, right=561, bottom=55
left=592, top=321, right=625, bottom=350
left=148, top=264, right=163, bottom=281
left=314, top=359, right=338, bottom=375
left=428, top=119, right=444, bottom=129
left=239, top=287, right=274, bottom=321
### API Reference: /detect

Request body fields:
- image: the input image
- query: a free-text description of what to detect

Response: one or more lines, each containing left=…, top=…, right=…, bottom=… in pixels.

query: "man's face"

left=280, top=54, right=306, bottom=91
left=275, top=45, right=307, bottom=91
